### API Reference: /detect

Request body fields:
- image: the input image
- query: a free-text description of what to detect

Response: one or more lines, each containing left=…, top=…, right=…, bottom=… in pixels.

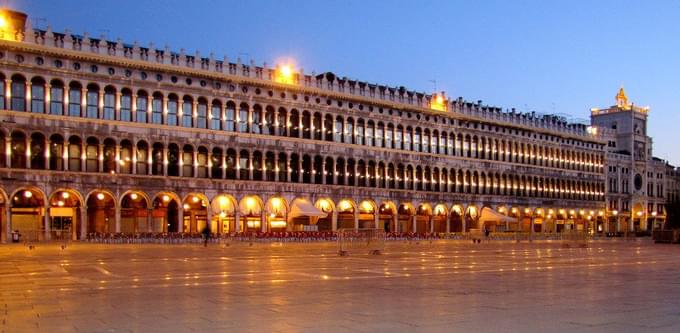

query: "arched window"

left=30, top=77, right=46, bottom=113
left=182, top=96, right=193, bottom=127
left=347, top=159, right=356, bottom=186
left=313, top=155, right=323, bottom=184
left=30, top=132, right=45, bottom=169
left=414, top=128, right=422, bottom=152
left=49, top=134, right=64, bottom=170
left=10, top=75, right=26, bottom=111
left=395, top=125, right=403, bottom=150
left=334, top=116, right=343, bottom=143
left=264, top=106, right=275, bottom=135
left=251, top=104, right=262, bottom=134
left=252, top=151, right=263, bottom=180
left=120, top=88, right=132, bottom=121
left=152, top=143, right=163, bottom=175
left=136, top=91, right=148, bottom=123
left=196, top=98, right=208, bottom=129
left=225, top=102, right=236, bottom=131
left=197, top=146, right=208, bottom=178
left=386, top=124, right=394, bottom=149
left=86, top=84, right=99, bottom=118
left=167, top=144, right=180, bottom=176
left=265, top=152, right=276, bottom=181
left=210, top=100, right=222, bottom=130
left=239, top=150, right=250, bottom=180
left=103, top=86, right=115, bottom=120
left=49, top=80, right=64, bottom=115
left=405, top=127, right=412, bottom=151
left=313, top=112, right=322, bottom=140
left=302, top=155, right=312, bottom=183
left=225, top=149, right=237, bottom=179
left=68, top=136, right=82, bottom=171
left=167, top=94, right=179, bottom=126
left=357, top=160, right=366, bottom=187
left=336, top=158, right=346, bottom=185
left=289, top=109, right=300, bottom=138
left=375, top=122, right=384, bottom=148
left=136, top=141, right=148, bottom=174
left=368, top=161, right=376, bottom=187
left=119, top=140, right=132, bottom=174
left=211, top=148, right=223, bottom=178
left=290, top=154, right=300, bottom=182
left=277, top=153, right=287, bottom=182
left=356, top=119, right=365, bottom=145
left=387, top=163, right=395, bottom=188
left=10, top=131, right=27, bottom=168
left=324, top=114, right=333, bottom=141
left=85, top=137, right=99, bottom=172
left=397, top=164, right=405, bottom=189
left=325, top=157, right=334, bottom=185
left=152, top=92, right=163, bottom=124
left=182, top=145, right=194, bottom=177
left=68, top=82, right=82, bottom=117
left=302, top=111, right=311, bottom=139
left=277, top=108, right=287, bottom=136
left=238, top=103, right=249, bottom=132
left=366, top=121, right=375, bottom=146
left=103, top=139, right=116, bottom=173
left=345, top=117, right=354, bottom=144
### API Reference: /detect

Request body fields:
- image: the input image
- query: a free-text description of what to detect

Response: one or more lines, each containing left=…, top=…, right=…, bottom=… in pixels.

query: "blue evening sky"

left=12, top=0, right=680, bottom=165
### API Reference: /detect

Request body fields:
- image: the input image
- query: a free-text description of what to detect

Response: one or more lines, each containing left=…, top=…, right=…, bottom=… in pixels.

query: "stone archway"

left=9, top=187, right=46, bottom=240
left=86, top=190, right=116, bottom=234
left=152, top=192, right=180, bottom=233
left=48, top=189, right=83, bottom=239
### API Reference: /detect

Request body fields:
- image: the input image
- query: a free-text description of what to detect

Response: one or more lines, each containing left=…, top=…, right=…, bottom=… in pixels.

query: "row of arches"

left=0, top=72, right=603, bottom=173
left=0, top=186, right=607, bottom=242
left=0, top=130, right=606, bottom=200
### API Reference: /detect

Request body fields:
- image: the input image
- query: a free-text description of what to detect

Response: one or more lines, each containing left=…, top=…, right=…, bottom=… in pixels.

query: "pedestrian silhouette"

left=201, top=225, right=211, bottom=247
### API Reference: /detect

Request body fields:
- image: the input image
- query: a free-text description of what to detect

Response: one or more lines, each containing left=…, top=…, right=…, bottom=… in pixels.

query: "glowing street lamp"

left=275, top=64, right=295, bottom=84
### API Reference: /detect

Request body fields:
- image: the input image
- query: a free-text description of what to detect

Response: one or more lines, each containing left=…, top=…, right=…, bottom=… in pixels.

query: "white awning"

left=479, top=207, right=515, bottom=223
left=289, top=199, right=328, bottom=219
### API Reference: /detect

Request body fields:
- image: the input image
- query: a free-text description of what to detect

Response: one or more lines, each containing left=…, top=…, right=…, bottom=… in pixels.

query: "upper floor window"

left=210, top=102, right=221, bottom=130
left=30, top=78, right=45, bottom=113
left=182, top=96, right=193, bottom=127
left=86, top=85, right=99, bottom=118
left=167, top=95, right=178, bottom=126
left=136, top=92, right=148, bottom=123
left=120, top=89, right=132, bottom=121
left=225, top=102, right=236, bottom=131
left=103, top=87, right=115, bottom=120
left=50, top=81, right=64, bottom=115
left=152, top=93, right=163, bottom=124
left=196, top=99, right=207, bottom=129
left=68, top=82, right=82, bottom=116
left=10, top=75, right=26, bottom=111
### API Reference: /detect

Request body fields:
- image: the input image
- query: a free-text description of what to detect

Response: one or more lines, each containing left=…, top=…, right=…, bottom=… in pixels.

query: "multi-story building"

left=0, top=9, right=606, bottom=242
left=592, top=88, right=669, bottom=232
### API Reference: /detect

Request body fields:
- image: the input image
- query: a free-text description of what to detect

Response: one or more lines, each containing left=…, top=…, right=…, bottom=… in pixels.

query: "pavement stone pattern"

left=1, top=239, right=680, bottom=332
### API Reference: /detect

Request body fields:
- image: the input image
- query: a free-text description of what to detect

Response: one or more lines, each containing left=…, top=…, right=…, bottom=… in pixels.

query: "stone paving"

left=1, top=239, right=680, bottom=332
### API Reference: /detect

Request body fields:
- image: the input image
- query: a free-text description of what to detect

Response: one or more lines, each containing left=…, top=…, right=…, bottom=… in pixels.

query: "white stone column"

left=412, top=215, right=417, bottom=233
left=177, top=205, right=184, bottom=233
left=5, top=205, right=12, bottom=243
left=234, top=211, right=241, bottom=232
left=393, top=214, right=399, bottom=233
left=353, top=211, right=359, bottom=230
left=374, top=211, right=379, bottom=229
left=43, top=205, right=51, bottom=240
left=26, top=81, right=32, bottom=112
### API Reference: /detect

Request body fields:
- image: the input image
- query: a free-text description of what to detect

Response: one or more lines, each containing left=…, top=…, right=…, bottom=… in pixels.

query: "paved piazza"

left=1, top=240, right=679, bottom=332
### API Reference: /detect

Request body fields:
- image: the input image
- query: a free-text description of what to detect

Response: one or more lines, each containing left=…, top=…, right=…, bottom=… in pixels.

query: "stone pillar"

left=44, top=205, right=51, bottom=240
left=321, top=159, right=326, bottom=185
left=98, top=91, right=105, bottom=119
left=332, top=211, right=338, bottom=232
left=177, top=205, right=184, bottom=233
left=412, top=215, right=417, bottom=233
left=131, top=94, right=137, bottom=122
left=261, top=214, right=267, bottom=233
left=393, top=214, right=399, bottom=233
left=79, top=207, right=87, bottom=240
left=162, top=97, right=169, bottom=125
left=25, top=136, right=31, bottom=169
left=530, top=217, right=535, bottom=234
left=429, top=216, right=434, bottom=233
left=4, top=206, right=11, bottom=243
left=374, top=211, right=379, bottom=229
left=114, top=205, right=121, bottom=233
left=162, top=146, right=168, bottom=176
left=146, top=209, right=153, bottom=233
left=131, top=144, right=137, bottom=175
left=63, top=140, right=69, bottom=171
left=115, top=92, right=122, bottom=120
left=234, top=211, right=241, bottom=232
left=193, top=150, right=198, bottom=178
left=446, top=215, right=451, bottom=233
left=25, top=81, right=32, bottom=112
left=98, top=144, right=104, bottom=172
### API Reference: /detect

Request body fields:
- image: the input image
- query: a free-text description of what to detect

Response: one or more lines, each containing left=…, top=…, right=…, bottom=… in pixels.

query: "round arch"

left=314, top=197, right=335, bottom=232
left=48, top=188, right=84, bottom=239
left=336, top=198, right=356, bottom=229
left=182, top=193, right=209, bottom=233
left=266, top=196, right=289, bottom=231
left=239, top=195, right=264, bottom=232
left=120, top=190, right=150, bottom=233
left=86, top=190, right=117, bottom=234
left=210, top=194, right=238, bottom=234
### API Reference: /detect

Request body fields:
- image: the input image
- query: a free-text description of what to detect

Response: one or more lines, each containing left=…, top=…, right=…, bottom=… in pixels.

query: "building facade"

left=592, top=88, right=669, bottom=232
left=0, top=10, right=606, bottom=242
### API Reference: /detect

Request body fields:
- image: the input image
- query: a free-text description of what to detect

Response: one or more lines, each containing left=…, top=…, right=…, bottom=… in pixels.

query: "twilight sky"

left=11, top=0, right=680, bottom=165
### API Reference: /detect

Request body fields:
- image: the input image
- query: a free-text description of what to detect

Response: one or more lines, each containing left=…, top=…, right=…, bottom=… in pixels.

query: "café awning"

left=289, top=199, right=327, bottom=219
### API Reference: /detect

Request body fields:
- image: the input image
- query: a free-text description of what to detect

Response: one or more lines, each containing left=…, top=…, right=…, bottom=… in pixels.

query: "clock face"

left=634, top=174, right=643, bottom=191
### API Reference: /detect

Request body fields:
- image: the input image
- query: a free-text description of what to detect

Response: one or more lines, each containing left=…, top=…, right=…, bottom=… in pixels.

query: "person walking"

left=201, top=225, right=211, bottom=247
